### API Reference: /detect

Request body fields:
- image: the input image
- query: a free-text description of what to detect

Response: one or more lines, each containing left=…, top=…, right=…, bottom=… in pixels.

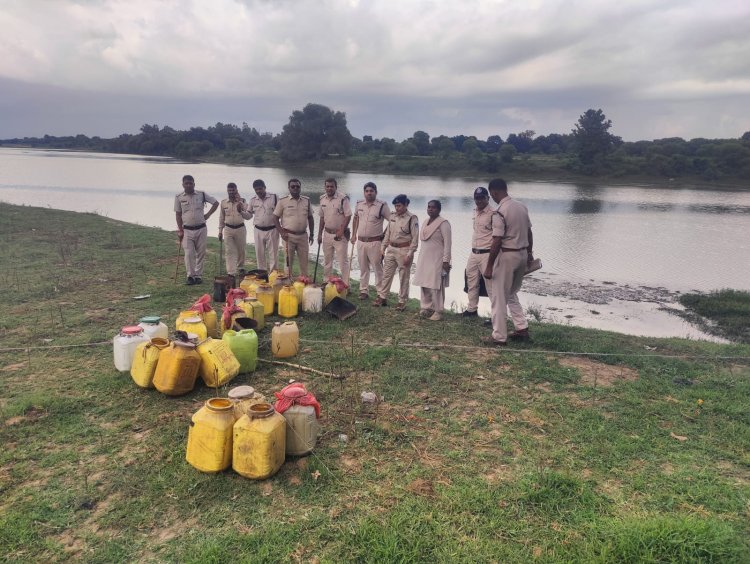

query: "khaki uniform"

left=377, top=211, right=419, bottom=303
left=413, top=218, right=452, bottom=314
left=354, top=199, right=390, bottom=294
left=219, top=197, right=252, bottom=276
left=465, top=205, right=498, bottom=312
left=489, top=196, right=532, bottom=343
left=274, top=195, right=313, bottom=276
left=319, top=191, right=352, bottom=279
left=248, top=192, right=280, bottom=272
left=174, top=190, right=218, bottom=278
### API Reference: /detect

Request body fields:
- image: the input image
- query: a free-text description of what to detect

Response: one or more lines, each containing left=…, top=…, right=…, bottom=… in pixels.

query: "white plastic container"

left=302, top=286, right=323, bottom=313
left=282, top=404, right=320, bottom=456
left=113, top=325, right=149, bottom=372
left=138, top=316, right=169, bottom=340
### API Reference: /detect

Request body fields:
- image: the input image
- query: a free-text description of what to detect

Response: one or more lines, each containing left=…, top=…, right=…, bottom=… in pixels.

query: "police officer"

left=174, top=174, right=219, bottom=285
left=483, top=178, right=534, bottom=345
left=317, top=178, right=352, bottom=280
left=218, top=182, right=252, bottom=278
left=351, top=182, right=390, bottom=299
left=273, top=178, right=314, bottom=277
left=374, top=194, right=418, bottom=310
left=247, top=179, right=280, bottom=273
left=463, top=186, right=496, bottom=317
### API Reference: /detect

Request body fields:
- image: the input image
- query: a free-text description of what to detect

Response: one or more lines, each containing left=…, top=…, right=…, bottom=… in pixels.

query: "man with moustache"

left=247, top=179, right=280, bottom=273
left=174, top=174, right=219, bottom=285
left=273, top=178, right=315, bottom=277
left=351, top=181, right=390, bottom=299
left=317, top=178, right=352, bottom=280
left=218, top=182, right=252, bottom=278
left=463, top=186, right=496, bottom=317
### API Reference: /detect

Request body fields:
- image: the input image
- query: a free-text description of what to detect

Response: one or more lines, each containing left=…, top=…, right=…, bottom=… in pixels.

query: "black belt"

left=501, top=247, right=528, bottom=252
left=359, top=234, right=384, bottom=243
left=285, top=229, right=307, bottom=235
left=224, top=223, right=244, bottom=229
left=255, top=225, right=276, bottom=231
left=472, top=248, right=490, bottom=254
left=183, top=224, right=206, bottom=231
left=324, top=227, right=339, bottom=235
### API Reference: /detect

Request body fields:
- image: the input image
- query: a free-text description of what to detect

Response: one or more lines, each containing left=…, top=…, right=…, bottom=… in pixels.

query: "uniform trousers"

left=490, top=250, right=527, bottom=342
left=223, top=225, right=246, bottom=276
left=182, top=226, right=207, bottom=278
left=322, top=231, right=349, bottom=279
left=254, top=227, right=279, bottom=272
left=465, top=252, right=492, bottom=312
left=377, top=246, right=411, bottom=302
left=356, top=239, right=383, bottom=293
left=285, top=232, right=309, bottom=277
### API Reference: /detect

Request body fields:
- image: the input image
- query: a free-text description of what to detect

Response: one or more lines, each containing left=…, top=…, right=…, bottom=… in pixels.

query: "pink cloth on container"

left=274, top=383, right=321, bottom=418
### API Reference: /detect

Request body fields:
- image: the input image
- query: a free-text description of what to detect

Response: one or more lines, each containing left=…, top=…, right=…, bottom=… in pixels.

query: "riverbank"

left=1, top=203, right=749, bottom=561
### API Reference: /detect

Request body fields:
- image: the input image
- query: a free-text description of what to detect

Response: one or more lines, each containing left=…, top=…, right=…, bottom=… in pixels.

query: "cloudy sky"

left=1, top=0, right=748, bottom=142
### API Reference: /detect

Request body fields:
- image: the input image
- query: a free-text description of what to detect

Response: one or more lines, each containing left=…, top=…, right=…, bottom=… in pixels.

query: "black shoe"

left=483, top=319, right=492, bottom=327
left=194, top=277, right=203, bottom=284
left=186, top=276, right=195, bottom=285
left=462, top=310, right=478, bottom=317
left=509, top=329, right=530, bottom=342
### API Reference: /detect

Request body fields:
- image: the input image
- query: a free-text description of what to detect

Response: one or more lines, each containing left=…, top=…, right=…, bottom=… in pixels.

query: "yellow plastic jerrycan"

left=239, top=275, right=258, bottom=296
left=255, top=283, right=275, bottom=317
left=268, top=269, right=280, bottom=287
left=202, top=309, right=219, bottom=338
left=324, top=282, right=341, bottom=306
left=278, top=285, right=299, bottom=318
left=153, top=340, right=201, bottom=396
left=228, top=385, right=267, bottom=419
left=196, top=338, right=241, bottom=388
left=176, top=316, right=208, bottom=341
left=271, top=321, right=299, bottom=358
left=293, top=280, right=305, bottom=303
left=232, top=403, right=286, bottom=480
left=186, top=398, right=236, bottom=473
left=130, top=337, right=170, bottom=388
left=239, top=298, right=265, bottom=331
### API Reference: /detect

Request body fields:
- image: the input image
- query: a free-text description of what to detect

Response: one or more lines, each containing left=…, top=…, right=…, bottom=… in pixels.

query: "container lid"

left=121, top=325, right=143, bottom=335
left=248, top=402, right=274, bottom=418
left=139, top=316, right=162, bottom=324
left=228, top=385, right=256, bottom=399
left=183, top=316, right=202, bottom=323
left=186, top=332, right=199, bottom=342
left=206, top=398, right=233, bottom=411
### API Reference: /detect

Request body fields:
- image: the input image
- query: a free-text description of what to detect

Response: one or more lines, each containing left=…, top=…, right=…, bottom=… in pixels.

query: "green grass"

left=0, top=202, right=749, bottom=562
left=679, top=289, right=750, bottom=344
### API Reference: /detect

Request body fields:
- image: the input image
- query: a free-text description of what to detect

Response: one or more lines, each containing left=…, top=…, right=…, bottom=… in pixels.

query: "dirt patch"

left=558, top=357, right=639, bottom=387
left=519, top=409, right=546, bottom=428
left=1, top=362, right=27, bottom=371
left=339, top=455, right=362, bottom=473
left=406, top=478, right=435, bottom=497
left=483, top=465, right=515, bottom=483
left=5, top=406, right=48, bottom=426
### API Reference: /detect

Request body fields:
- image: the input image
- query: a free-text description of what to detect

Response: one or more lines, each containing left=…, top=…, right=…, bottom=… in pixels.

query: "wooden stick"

left=257, top=358, right=344, bottom=379
left=173, top=241, right=182, bottom=284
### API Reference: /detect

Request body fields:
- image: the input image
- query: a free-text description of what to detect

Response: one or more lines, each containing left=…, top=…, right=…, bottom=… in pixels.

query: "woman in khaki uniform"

left=374, top=194, right=419, bottom=310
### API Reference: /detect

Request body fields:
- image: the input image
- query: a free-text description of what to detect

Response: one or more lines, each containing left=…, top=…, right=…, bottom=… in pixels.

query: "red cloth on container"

left=327, top=276, right=349, bottom=293
left=221, top=303, right=244, bottom=330
left=225, top=288, right=247, bottom=307
left=296, top=275, right=311, bottom=285
left=191, top=294, right=212, bottom=313
left=274, top=383, right=321, bottom=418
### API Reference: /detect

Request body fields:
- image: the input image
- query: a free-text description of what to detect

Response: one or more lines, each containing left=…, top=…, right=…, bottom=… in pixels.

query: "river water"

left=2, top=148, right=748, bottom=340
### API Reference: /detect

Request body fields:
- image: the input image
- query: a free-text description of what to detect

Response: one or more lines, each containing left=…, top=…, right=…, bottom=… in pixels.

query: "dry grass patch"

left=559, top=357, right=639, bottom=387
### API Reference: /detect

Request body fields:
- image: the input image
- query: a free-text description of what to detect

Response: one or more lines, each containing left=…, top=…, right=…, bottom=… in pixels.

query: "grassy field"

left=1, top=202, right=749, bottom=562
left=679, top=290, right=750, bottom=344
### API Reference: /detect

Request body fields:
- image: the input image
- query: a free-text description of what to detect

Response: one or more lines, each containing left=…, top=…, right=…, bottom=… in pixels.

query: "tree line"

left=3, top=104, right=749, bottom=181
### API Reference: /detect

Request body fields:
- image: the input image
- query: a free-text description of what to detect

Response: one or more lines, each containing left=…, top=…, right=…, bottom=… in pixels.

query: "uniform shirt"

left=273, top=195, right=313, bottom=232
left=382, top=211, right=419, bottom=254
left=471, top=205, right=497, bottom=249
left=493, top=196, right=532, bottom=249
left=219, top=197, right=252, bottom=228
left=355, top=199, right=391, bottom=238
left=319, top=191, right=352, bottom=230
left=248, top=192, right=278, bottom=228
left=174, top=191, right=218, bottom=226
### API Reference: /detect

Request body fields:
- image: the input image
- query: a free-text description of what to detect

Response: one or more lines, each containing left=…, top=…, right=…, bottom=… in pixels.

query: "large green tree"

left=571, top=109, right=620, bottom=164
left=279, top=103, right=352, bottom=161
